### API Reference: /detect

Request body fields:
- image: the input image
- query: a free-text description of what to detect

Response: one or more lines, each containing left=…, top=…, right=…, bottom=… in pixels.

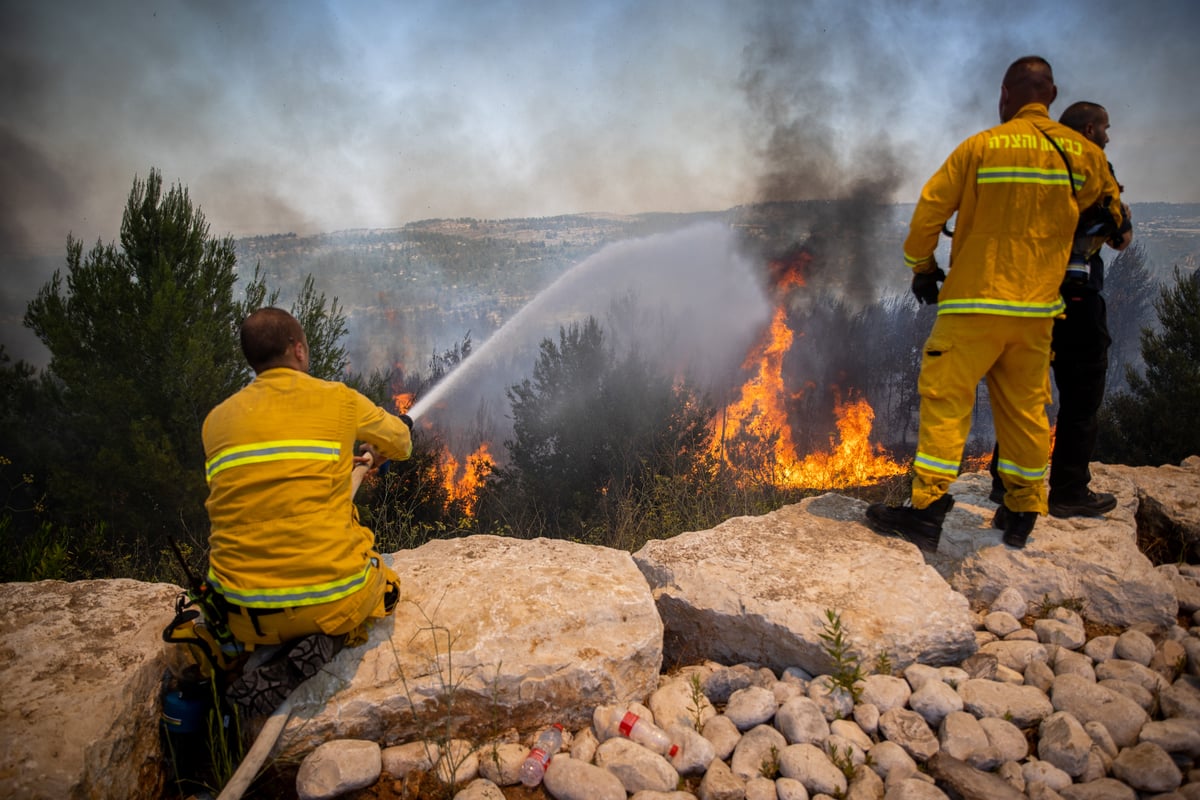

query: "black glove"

left=1108, top=205, right=1132, bottom=249
left=399, top=413, right=414, bottom=431
left=911, top=264, right=946, bottom=305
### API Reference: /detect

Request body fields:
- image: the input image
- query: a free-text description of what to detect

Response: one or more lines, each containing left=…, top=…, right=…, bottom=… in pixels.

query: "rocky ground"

left=242, top=577, right=1200, bottom=800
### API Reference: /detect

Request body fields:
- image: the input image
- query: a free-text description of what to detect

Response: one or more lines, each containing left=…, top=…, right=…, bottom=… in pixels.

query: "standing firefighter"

left=202, top=306, right=413, bottom=714
left=865, top=56, right=1126, bottom=551
left=991, top=101, right=1133, bottom=521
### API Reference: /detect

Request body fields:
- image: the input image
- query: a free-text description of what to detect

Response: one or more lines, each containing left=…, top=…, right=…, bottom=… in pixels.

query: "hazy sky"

left=4, top=0, right=1199, bottom=262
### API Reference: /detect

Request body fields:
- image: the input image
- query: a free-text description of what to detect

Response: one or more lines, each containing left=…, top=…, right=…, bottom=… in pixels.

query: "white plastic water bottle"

left=518, top=723, right=564, bottom=787
left=618, top=711, right=679, bottom=757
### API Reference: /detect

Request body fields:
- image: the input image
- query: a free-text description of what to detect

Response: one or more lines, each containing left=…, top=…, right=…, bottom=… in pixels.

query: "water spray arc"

left=403, top=222, right=771, bottom=427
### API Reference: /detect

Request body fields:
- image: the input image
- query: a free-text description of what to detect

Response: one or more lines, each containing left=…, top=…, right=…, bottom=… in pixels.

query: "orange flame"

left=711, top=303, right=905, bottom=490
left=442, top=442, right=493, bottom=516
left=394, top=392, right=414, bottom=415
left=779, top=396, right=907, bottom=489
left=767, top=245, right=812, bottom=296
left=712, top=306, right=804, bottom=462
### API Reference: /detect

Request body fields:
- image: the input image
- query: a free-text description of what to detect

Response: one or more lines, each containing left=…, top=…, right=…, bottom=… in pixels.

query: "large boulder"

left=943, top=469, right=1178, bottom=629
left=1103, top=456, right=1200, bottom=557
left=633, top=492, right=978, bottom=674
left=275, top=534, right=663, bottom=759
left=0, top=579, right=180, bottom=800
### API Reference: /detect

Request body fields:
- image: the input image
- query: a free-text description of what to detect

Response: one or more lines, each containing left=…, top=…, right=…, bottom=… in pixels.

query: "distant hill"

left=232, top=202, right=1200, bottom=379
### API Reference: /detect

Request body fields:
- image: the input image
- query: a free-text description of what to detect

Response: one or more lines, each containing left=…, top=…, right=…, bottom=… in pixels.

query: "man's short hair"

left=1059, top=101, right=1106, bottom=134
left=240, top=307, right=303, bottom=373
left=1003, top=55, right=1055, bottom=100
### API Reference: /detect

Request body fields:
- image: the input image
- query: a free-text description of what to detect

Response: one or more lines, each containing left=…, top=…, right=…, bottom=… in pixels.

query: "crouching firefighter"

left=197, top=306, right=414, bottom=717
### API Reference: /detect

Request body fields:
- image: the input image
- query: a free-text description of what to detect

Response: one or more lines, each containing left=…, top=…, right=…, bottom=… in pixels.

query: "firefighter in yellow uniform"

left=203, top=307, right=413, bottom=712
left=866, top=56, right=1125, bottom=551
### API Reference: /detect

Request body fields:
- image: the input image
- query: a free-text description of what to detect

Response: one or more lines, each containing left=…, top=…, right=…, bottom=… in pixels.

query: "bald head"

left=999, top=56, right=1057, bottom=122
left=241, top=307, right=309, bottom=374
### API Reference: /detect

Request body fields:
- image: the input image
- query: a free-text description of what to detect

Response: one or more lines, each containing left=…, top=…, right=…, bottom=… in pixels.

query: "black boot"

left=1048, top=490, right=1116, bottom=518
left=992, top=504, right=1008, bottom=530
left=866, top=494, right=955, bottom=553
left=225, top=633, right=344, bottom=717
left=1002, top=510, right=1037, bottom=548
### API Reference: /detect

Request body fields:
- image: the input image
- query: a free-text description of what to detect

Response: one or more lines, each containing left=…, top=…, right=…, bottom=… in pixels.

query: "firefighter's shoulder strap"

left=1033, top=125, right=1079, bottom=200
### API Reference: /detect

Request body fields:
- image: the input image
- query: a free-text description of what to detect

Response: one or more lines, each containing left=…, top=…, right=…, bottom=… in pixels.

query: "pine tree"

left=1098, top=266, right=1200, bottom=466
left=482, top=317, right=713, bottom=540
left=22, top=169, right=265, bottom=561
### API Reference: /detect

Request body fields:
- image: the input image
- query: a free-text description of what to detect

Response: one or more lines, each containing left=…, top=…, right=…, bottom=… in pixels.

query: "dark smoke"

left=737, top=4, right=912, bottom=308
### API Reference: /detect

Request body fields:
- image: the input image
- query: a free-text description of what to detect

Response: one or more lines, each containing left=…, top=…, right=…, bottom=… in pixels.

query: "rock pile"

left=3, top=458, right=1198, bottom=799
left=297, top=580, right=1200, bottom=800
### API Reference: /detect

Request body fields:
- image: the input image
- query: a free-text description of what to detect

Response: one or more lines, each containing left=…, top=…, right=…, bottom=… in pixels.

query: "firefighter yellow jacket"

left=904, top=103, right=1124, bottom=317
left=202, top=368, right=413, bottom=608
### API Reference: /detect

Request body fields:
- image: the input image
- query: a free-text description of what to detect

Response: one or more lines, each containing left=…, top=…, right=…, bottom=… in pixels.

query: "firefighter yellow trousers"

left=226, top=553, right=400, bottom=649
left=911, top=314, right=1053, bottom=514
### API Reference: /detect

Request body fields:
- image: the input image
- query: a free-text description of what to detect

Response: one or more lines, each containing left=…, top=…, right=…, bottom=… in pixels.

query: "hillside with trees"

left=1, top=171, right=1197, bottom=584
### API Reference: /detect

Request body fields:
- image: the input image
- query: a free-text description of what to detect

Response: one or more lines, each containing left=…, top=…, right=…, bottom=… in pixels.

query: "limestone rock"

left=1051, top=673, right=1150, bottom=748
left=979, top=716, right=1029, bottom=762
left=728, top=723, right=786, bottom=782
left=666, top=722, right=716, bottom=776
left=296, top=739, right=381, bottom=800
left=946, top=471, right=1177, bottom=629
left=957, top=678, right=1054, bottom=728
left=633, top=493, right=977, bottom=674
left=381, top=740, right=438, bottom=778
left=846, top=761, right=885, bottom=800
left=774, top=695, right=830, bottom=746
left=1059, top=778, right=1138, bottom=800
left=777, top=741, right=847, bottom=797
left=1139, top=717, right=1200, bottom=759
left=594, top=736, right=679, bottom=794
left=649, top=668, right=716, bottom=732
left=275, top=535, right=663, bottom=759
left=701, top=714, right=741, bottom=761
left=878, top=707, right=939, bottom=761
left=867, top=739, right=919, bottom=781
left=1038, top=711, right=1093, bottom=777
left=831, top=718, right=874, bottom=753
left=725, top=685, right=777, bottom=730
left=453, top=778, right=506, bottom=800
left=858, top=674, right=911, bottom=713
left=927, top=751, right=1025, bottom=800
left=1103, top=456, right=1200, bottom=555
left=1022, top=757, right=1073, bottom=792
left=1161, top=675, right=1200, bottom=720
left=937, top=710, right=990, bottom=763
left=1114, top=629, right=1156, bottom=665
left=1111, top=741, right=1183, bottom=793
left=0, top=579, right=180, bottom=800
left=697, top=756, right=744, bottom=800
left=991, top=587, right=1030, bottom=619
left=475, top=742, right=524, bottom=786
left=543, top=754, right=626, bottom=800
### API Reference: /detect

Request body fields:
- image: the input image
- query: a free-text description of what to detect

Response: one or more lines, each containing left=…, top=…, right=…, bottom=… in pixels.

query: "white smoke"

left=410, top=222, right=772, bottom=446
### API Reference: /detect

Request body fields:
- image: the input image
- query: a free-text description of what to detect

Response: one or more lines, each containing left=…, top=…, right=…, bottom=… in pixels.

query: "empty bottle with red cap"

left=519, top=723, right=564, bottom=787
left=619, top=711, right=679, bottom=757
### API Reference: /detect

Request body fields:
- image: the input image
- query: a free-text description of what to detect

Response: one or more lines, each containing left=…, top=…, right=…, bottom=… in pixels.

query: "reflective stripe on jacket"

left=904, top=104, right=1124, bottom=318
left=202, top=368, right=412, bottom=608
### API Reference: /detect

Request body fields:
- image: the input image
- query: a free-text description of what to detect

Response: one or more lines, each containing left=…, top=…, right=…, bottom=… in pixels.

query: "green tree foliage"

left=293, top=273, right=348, bottom=381
left=22, top=170, right=261, bottom=554
left=12, top=169, right=347, bottom=577
left=477, top=317, right=717, bottom=543
left=1098, top=266, right=1200, bottom=465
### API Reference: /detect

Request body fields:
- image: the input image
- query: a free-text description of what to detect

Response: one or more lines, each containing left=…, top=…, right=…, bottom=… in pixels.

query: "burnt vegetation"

left=1, top=172, right=1198, bottom=582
